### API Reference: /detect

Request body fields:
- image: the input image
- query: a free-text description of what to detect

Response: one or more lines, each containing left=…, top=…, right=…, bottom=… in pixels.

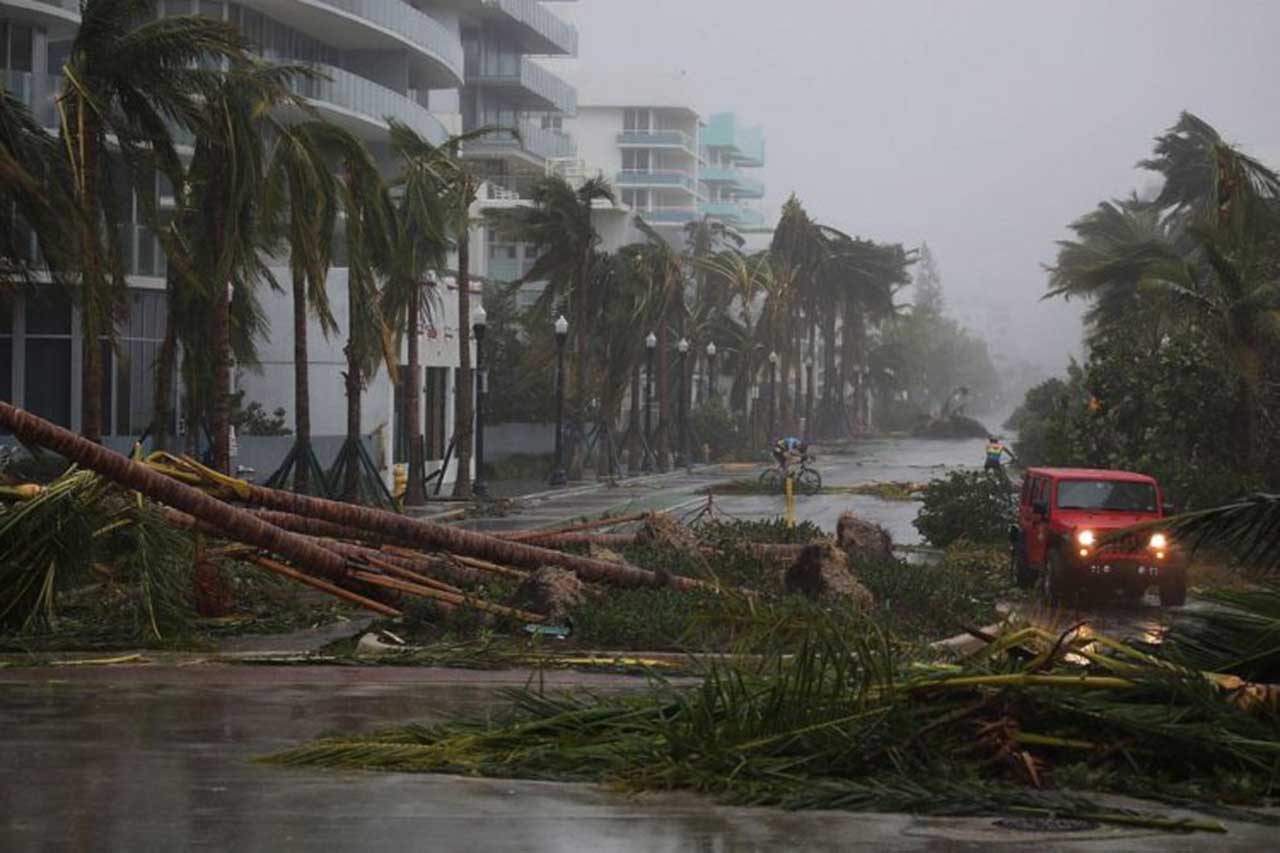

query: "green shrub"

left=571, top=588, right=710, bottom=650
left=913, top=470, right=1016, bottom=547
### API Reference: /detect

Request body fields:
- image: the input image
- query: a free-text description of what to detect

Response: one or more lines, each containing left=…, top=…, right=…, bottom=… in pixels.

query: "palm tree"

left=380, top=122, right=453, bottom=506
left=1048, top=112, right=1280, bottom=464
left=629, top=218, right=687, bottom=471
left=0, top=90, right=71, bottom=290
left=183, top=61, right=314, bottom=473
left=262, top=121, right=343, bottom=493
left=56, top=0, right=251, bottom=443
left=490, top=175, right=615, bottom=475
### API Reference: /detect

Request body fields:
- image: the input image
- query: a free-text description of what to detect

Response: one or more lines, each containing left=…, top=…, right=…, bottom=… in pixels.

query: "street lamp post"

left=642, top=331, right=656, bottom=473
left=549, top=315, right=569, bottom=487
left=472, top=305, right=488, bottom=497
left=768, top=350, right=779, bottom=440
left=705, top=341, right=717, bottom=401
left=804, top=355, right=814, bottom=442
left=675, top=338, right=689, bottom=469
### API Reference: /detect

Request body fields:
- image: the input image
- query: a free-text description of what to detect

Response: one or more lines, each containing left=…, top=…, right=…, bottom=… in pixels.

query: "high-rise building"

left=700, top=112, right=769, bottom=235
left=0, top=0, right=579, bottom=487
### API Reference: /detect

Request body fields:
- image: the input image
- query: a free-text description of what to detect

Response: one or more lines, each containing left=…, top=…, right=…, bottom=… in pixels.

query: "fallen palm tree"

left=265, top=608, right=1280, bottom=833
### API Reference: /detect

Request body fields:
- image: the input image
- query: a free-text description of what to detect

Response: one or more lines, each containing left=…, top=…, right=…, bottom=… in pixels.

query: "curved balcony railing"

left=481, top=0, right=578, bottom=56
left=470, top=119, right=575, bottom=163
left=467, top=57, right=576, bottom=115
left=617, top=129, right=698, bottom=155
left=639, top=207, right=698, bottom=225
left=616, top=170, right=699, bottom=193
left=289, top=63, right=448, bottom=144
left=308, top=0, right=465, bottom=86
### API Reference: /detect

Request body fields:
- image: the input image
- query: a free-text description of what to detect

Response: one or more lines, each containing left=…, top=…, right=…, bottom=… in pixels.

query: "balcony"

left=283, top=63, right=448, bottom=144
left=467, top=57, right=576, bottom=114
left=237, top=1, right=465, bottom=89
left=480, top=0, right=578, bottom=56
left=616, top=129, right=700, bottom=158
left=5, top=0, right=80, bottom=33
left=639, top=207, right=699, bottom=226
left=699, top=201, right=744, bottom=223
left=615, top=170, right=700, bottom=194
left=699, top=164, right=738, bottom=184
left=737, top=207, right=768, bottom=229
left=466, top=120, right=576, bottom=169
left=734, top=174, right=765, bottom=199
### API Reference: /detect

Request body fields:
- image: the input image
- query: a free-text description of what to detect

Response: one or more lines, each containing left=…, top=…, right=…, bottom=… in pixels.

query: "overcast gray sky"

left=557, top=0, right=1280, bottom=373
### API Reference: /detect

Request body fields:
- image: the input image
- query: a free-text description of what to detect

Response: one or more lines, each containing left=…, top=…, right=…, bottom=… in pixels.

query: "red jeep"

left=1009, top=467, right=1184, bottom=607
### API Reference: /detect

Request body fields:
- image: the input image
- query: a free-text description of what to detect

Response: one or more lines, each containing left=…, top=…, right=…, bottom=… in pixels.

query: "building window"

left=622, top=149, right=650, bottom=172
left=623, top=109, right=651, bottom=132
left=111, top=290, right=168, bottom=437
left=622, top=189, right=649, bottom=210
left=24, top=291, right=72, bottom=429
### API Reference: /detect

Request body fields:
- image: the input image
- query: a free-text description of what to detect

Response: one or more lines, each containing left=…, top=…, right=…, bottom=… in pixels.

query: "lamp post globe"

left=549, top=315, right=569, bottom=487
left=768, top=351, right=778, bottom=440
left=472, top=305, right=489, bottom=497
left=675, top=338, right=689, bottom=468
left=642, top=331, right=656, bottom=473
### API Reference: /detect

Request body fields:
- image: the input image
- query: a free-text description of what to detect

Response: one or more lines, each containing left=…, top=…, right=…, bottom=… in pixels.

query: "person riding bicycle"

left=773, top=436, right=808, bottom=473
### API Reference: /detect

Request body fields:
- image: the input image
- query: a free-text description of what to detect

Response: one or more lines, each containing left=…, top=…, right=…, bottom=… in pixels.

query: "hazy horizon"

left=554, top=0, right=1280, bottom=376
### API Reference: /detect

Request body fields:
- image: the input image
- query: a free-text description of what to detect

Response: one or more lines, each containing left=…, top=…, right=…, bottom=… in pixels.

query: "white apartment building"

left=0, top=0, right=579, bottom=489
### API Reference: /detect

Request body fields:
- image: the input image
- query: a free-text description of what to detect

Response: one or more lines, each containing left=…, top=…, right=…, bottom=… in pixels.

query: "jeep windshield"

left=1056, top=479, right=1157, bottom=512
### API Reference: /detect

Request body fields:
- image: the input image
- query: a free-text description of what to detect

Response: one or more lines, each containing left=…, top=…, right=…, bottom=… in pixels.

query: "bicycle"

left=758, top=454, right=823, bottom=495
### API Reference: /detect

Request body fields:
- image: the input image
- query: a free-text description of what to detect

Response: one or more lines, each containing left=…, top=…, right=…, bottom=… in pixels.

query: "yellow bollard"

left=784, top=474, right=795, bottom=528
left=393, top=463, right=407, bottom=500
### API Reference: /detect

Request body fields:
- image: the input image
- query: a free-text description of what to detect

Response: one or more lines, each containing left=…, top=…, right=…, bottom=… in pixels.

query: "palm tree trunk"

left=152, top=307, right=177, bottom=452
left=569, top=250, right=591, bottom=479
left=342, top=337, right=362, bottom=501
left=404, top=282, right=425, bottom=506
left=208, top=161, right=233, bottom=474
left=656, top=321, right=670, bottom=471
left=0, top=401, right=351, bottom=580
left=81, top=298, right=105, bottom=443
left=452, top=222, right=474, bottom=498
left=627, top=361, right=641, bottom=472
left=72, top=110, right=105, bottom=444
left=291, top=264, right=311, bottom=493
left=820, top=310, right=838, bottom=438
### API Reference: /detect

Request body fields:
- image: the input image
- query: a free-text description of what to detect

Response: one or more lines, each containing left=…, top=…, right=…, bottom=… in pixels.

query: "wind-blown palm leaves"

left=261, top=121, right=343, bottom=493
left=266, top=603, right=1278, bottom=832
left=0, top=90, right=71, bottom=290
left=56, top=0, right=254, bottom=443
left=381, top=121, right=453, bottom=505
left=1046, top=112, right=1280, bottom=464
left=490, top=175, right=615, bottom=472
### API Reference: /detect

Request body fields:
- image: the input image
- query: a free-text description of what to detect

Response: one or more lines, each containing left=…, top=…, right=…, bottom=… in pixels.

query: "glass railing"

left=306, top=0, right=464, bottom=83
left=699, top=164, right=739, bottom=183
left=616, top=170, right=698, bottom=192
left=481, top=0, right=578, bottom=56
left=699, top=201, right=744, bottom=220
left=468, top=58, right=576, bottom=115
left=30, top=0, right=81, bottom=17
left=616, top=129, right=696, bottom=151
left=469, top=120, right=575, bottom=162
left=734, top=175, right=766, bottom=198
left=291, top=63, right=448, bottom=144
left=640, top=207, right=698, bottom=225
left=737, top=208, right=767, bottom=227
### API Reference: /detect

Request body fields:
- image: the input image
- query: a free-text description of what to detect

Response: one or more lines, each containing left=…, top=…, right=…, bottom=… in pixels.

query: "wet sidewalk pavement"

left=2, top=667, right=1269, bottom=851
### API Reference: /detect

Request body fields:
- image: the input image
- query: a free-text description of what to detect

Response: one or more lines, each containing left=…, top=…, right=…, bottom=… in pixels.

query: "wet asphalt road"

left=0, top=434, right=1217, bottom=850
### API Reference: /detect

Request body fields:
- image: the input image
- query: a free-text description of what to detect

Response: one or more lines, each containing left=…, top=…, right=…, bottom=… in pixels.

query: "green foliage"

left=230, top=390, right=291, bottom=437
left=264, top=611, right=1279, bottom=832
left=571, top=587, right=710, bottom=651
left=690, top=399, right=751, bottom=461
left=1006, top=332, right=1246, bottom=508
left=481, top=292, right=557, bottom=424
left=914, top=470, right=1017, bottom=547
left=870, top=309, right=1001, bottom=420
left=857, top=545, right=1008, bottom=639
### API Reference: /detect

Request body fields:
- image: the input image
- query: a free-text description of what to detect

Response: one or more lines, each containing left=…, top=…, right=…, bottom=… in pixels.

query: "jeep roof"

left=1025, top=467, right=1158, bottom=485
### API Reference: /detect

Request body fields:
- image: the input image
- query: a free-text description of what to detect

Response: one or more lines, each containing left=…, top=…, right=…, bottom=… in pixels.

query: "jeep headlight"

left=1076, top=529, right=1096, bottom=546
left=1149, top=533, right=1168, bottom=550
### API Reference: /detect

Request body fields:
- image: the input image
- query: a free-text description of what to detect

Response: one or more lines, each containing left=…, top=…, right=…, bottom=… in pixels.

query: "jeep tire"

left=1043, top=550, right=1074, bottom=608
left=1159, top=574, right=1187, bottom=607
left=1010, top=543, right=1036, bottom=590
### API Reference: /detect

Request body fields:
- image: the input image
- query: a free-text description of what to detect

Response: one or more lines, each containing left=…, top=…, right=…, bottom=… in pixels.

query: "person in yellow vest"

left=984, top=436, right=1015, bottom=472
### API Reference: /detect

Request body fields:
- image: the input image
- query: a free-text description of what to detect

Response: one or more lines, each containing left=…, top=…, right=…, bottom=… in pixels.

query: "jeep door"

left=1023, top=476, right=1052, bottom=568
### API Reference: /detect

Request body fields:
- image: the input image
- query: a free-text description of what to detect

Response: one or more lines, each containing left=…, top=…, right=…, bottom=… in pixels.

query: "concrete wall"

left=484, top=422, right=556, bottom=458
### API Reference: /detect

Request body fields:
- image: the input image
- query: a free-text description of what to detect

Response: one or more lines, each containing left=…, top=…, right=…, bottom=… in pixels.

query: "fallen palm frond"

left=1164, top=581, right=1280, bottom=682
left=1110, top=493, right=1280, bottom=572
left=264, top=607, right=1280, bottom=832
